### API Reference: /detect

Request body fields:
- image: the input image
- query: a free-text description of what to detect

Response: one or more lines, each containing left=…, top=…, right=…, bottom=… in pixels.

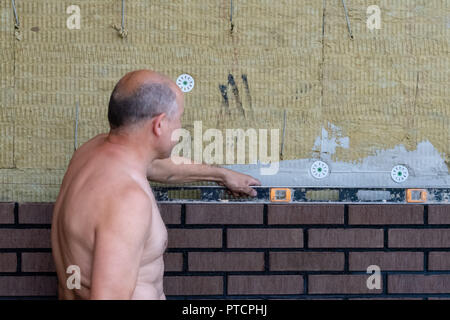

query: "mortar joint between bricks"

left=183, top=251, right=188, bottom=272
left=14, top=202, right=19, bottom=225
left=16, top=252, right=21, bottom=273
left=304, top=227, right=308, bottom=249
left=263, top=204, right=268, bottom=225
left=424, top=250, right=428, bottom=272
left=223, top=274, right=227, bottom=296
left=181, top=203, right=186, bottom=225
left=344, top=204, right=348, bottom=226
left=222, top=228, right=227, bottom=249
left=344, top=251, right=349, bottom=273
left=264, top=250, right=269, bottom=272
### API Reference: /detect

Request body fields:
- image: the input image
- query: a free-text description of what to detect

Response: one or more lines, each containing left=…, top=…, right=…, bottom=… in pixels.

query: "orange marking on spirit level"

left=270, top=188, right=291, bottom=202
left=406, top=189, right=427, bottom=203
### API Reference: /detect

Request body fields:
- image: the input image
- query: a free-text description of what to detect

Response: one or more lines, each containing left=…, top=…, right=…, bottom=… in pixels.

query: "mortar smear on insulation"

left=222, top=138, right=449, bottom=188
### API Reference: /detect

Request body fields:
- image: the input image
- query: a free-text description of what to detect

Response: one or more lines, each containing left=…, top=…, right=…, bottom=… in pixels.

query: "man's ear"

left=151, top=113, right=167, bottom=137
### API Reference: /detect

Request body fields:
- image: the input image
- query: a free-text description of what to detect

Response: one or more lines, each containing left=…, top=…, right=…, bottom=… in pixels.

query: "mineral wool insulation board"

left=0, top=0, right=449, bottom=202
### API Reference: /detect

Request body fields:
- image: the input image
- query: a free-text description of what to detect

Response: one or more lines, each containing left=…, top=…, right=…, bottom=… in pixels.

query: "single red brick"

left=167, top=229, right=222, bottom=248
left=308, top=228, right=384, bottom=248
left=389, top=229, right=450, bottom=248
left=163, top=252, right=183, bottom=272
left=163, top=276, right=223, bottom=295
left=349, top=252, right=424, bottom=271
left=227, top=228, right=303, bottom=248
left=0, top=229, right=51, bottom=248
left=268, top=204, right=344, bottom=224
left=428, top=205, right=450, bottom=224
left=0, top=276, right=57, bottom=296
left=309, top=275, right=383, bottom=294
left=18, top=203, right=54, bottom=224
left=21, top=252, right=56, bottom=272
left=388, top=275, right=450, bottom=293
left=186, top=204, right=263, bottom=224
left=0, top=253, right=17, bottom=272
left=158, top=204, right=182, bottom=224
left=428, top=252, right=450, bottom=270
left=228, top=275, right=303, bottom=295
left=188, top=252, right=264, bottom=271
left=349, top=205, right=423, bottom=224
left=270, top=252, right=344, bottom=271
left=0, top=202, right=15, bottom=224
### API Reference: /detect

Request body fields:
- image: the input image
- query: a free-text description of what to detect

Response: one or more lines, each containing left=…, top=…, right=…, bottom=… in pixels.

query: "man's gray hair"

left=108, top=82, right=178, bottom=130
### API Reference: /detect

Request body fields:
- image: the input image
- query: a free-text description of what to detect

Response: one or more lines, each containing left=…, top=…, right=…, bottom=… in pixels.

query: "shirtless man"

left=51, top=69, right=261, bottom=300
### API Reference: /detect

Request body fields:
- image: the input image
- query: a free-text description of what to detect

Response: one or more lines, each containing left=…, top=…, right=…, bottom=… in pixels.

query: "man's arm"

left=90, top=188, right=151, bottom=299
left=146, top=156, right=225, bottom=184
left=146, top=156, right=262, bottom=197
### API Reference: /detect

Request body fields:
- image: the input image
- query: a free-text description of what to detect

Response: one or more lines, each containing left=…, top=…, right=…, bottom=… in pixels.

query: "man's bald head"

left=108, top=70, right=182, bottom=131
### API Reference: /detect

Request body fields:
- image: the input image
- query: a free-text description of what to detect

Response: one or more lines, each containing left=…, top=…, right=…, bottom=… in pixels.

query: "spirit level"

left=152, top=186, right=450, bottom=204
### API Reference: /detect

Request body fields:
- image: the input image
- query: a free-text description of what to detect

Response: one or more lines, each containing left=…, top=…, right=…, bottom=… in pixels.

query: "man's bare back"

left=51, top=133, right=168, bottom=300
left=51, top=69, right=260, bottom=300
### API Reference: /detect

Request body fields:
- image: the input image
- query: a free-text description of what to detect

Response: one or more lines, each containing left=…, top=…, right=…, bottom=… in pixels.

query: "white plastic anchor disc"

left=310, top=160, right=330, bottom=179
left=391, top=165, right=409, bottom=183
left=176, top=74, right=194, bottom=92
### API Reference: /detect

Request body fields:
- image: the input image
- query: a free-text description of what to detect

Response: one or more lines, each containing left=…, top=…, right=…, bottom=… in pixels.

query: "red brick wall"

left=1, top=202, right=450, bottom=299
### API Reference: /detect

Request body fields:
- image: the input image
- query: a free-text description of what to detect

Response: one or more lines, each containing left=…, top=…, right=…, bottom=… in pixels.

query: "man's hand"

left=218, top=168, right=261, bottom=198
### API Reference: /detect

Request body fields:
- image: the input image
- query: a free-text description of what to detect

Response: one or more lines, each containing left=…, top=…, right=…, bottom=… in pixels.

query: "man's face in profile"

left=159, top=94, right=184, bottom=159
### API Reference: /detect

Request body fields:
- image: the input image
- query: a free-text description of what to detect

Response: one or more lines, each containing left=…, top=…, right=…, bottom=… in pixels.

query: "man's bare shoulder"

left=97, top=183, right=153, bottom=231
